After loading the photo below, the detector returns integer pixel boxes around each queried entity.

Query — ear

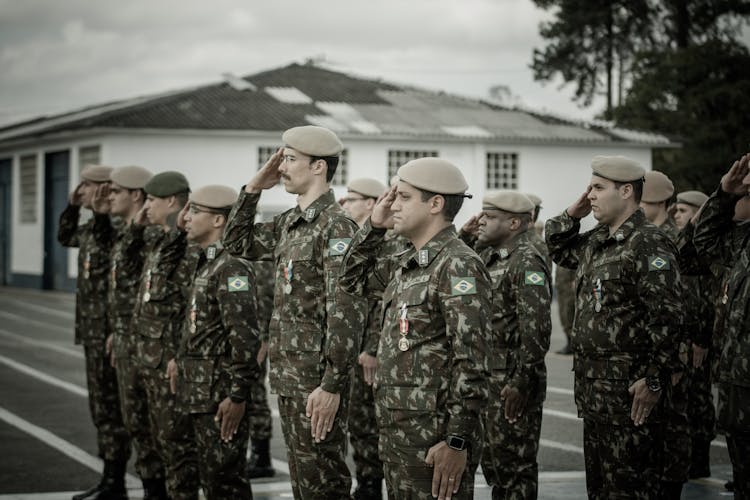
[166,195,177,208]
[212,213,226,229]
[619,183,634,200]
[428,194,445,215]
[364,198,376,211]
[130,190,142,203]
[310,158,327,177]
[509,216,522,231]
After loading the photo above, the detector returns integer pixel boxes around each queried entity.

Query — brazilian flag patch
[451,277,477,296]
[524,271,545,286]
[328,238,352,256]
[227,275,249,292]
[648,255,670,271]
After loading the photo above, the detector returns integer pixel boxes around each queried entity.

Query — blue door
[0,158,11,285]
[43,150,73,291]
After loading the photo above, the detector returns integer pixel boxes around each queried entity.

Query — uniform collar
[486,230,530,263]
[401,225,457,269]
[594,208,645,245]
[203,240,224,261]
[292,189,337,223]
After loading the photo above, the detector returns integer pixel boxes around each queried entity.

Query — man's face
[639,200,665,224]
[184,203,220,245]
[77,180,99,209]
[144,195,172,225]
[588,175,627,225]
[278,148,317,195]
[477,209,515,247]
[108,182,135,217]
[391,181,433,238]
[673,202,697,229]
[341,191,373,223]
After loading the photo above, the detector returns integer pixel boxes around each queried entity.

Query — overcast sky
[0,0,607,127]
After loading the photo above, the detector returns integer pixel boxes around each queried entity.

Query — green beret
[191,185,238,210]
[144,171,190,198]
[676,190,708,208]
[80,164,113,183]
[525,193,542,208]
[348,178,386,199]
[642,171,674,203]
[110,166,153,190]
[591,156,645,182]
[483,191,535,214]
[397,158,468,195]
[282,125,343,157]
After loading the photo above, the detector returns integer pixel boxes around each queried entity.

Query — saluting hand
[215,397,246,442]
[69,183,84,207]
[628,377,661,426]
[91,183,111,214]
[370,185,397,229]
[246,147,284,193]
[720,153,750,196]
[305,387,340,443]
[176,201,190,231]
[134,205,149,226]
[460,214,481,237]
[425,441,467,500]
[566,186,592,219]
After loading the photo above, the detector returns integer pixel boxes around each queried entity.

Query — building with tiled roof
[0,61,676,289]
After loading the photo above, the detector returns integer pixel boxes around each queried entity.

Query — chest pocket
[400,282,431,346]
[591,260,629,310]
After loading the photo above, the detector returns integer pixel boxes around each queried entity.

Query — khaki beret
[397,158,468,195]
[282,125,343,157]
[144,171,190,198]
[525,193,542,208]
[591,156,645,182]
[389,175,400,187]
[110,166,153,190]
[676,190,708,208]
[348,178,386,199]
[80,164,112,183]
[642,171,675,203]
[483,190,535,214]
[191,185,238,210]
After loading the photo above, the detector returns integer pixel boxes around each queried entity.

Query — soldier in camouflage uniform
[106,166,170,499]
[340,177,388,499]
[640,170,680,240]
[172,185,262,499]
[341,158,492,500]
[469,191,551,500]
[693,154,750,499]
[223,126,366,499]
[132,171,200,500]
[58,164,131,500]
[545,156,684,500]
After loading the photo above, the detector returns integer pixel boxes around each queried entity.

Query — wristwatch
[446,435,468,451]
[645,375,662,393]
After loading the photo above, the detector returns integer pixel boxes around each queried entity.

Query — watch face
[447,436,466,450]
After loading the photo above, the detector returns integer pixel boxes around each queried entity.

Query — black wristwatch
[446,435,468,451]
[230,394,246,404]
[645,375,662,393]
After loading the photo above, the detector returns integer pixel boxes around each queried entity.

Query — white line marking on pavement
[0,310,70,333]
[547,386,574,396]
[6,298,75,320]
[540,438,584,455]
[0,328,84,359]
[543,407,580,422]
[0,354,87,397]
[0,406,139,488]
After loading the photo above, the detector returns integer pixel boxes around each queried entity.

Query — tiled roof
[0,62,673,146]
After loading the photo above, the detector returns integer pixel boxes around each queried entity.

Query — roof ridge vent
[222,73,256,91]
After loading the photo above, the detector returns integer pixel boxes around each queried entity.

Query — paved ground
[0,286,735,499]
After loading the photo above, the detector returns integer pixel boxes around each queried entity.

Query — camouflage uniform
[132,227,200,500]
[693,188,750,498]
[476,230,551,500]
[108,222,165,482]
[341,222,492,500]
[175,241,262,499]
[246,260,274,443]
[224,189,366,499]
[58,205,131,464]
[545,209,683,500]
[554,265,576,345]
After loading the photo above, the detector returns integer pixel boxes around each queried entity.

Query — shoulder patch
[524,271,546,286]
[328,238,352,256]
[450,277,477,296]
[648,255,670,271]
[227,275,249,292]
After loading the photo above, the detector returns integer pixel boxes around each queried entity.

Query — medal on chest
[593,278,603,312]
[143,269,152,302]
[83,252,91,279]
[398,302,410,351]
[284,259,293,294]
[189,294,197,333]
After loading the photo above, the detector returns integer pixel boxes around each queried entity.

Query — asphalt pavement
[0,286,735,499]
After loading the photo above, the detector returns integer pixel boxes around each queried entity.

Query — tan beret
[642,171,675,203]
[191,185,238,210]
[389,175,400,187]
[144,171,190,197]
[282,125,343,157]
[676,190,708,208]
[110,166,153,190]
[80,164,113,183]
[397,158,468,195]
[591,156,645,182]
[525,193,542,207]
[483,191,535,214]
[348,178,386,199]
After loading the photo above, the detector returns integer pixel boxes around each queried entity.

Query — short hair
[311,156,340,183]
[174,190,190,208]
[614,179,644,203]
[419,189,465,222]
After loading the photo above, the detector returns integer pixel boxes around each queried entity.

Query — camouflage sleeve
[249,260,274,343]
[223,190,277,261]
[57,204,82,247]
[91,213,114,247]
[339,218,388,297]
[320,216,367,394]
[362,297,382,355]
[510,251,551,394]
[160,232,192,359]
[438,254,491,439]
[544,211,587,269]
[458,229,477,248]
[218,259,262,402]
[122,223,147,263]
[693,187,742,265]
[636,233,684,379]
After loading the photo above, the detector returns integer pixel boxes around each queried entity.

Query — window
[20,154,37,223]
[486,152,518,189]
[387,150,438,183]
[79,145,101,171]
[258,146,348,186]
